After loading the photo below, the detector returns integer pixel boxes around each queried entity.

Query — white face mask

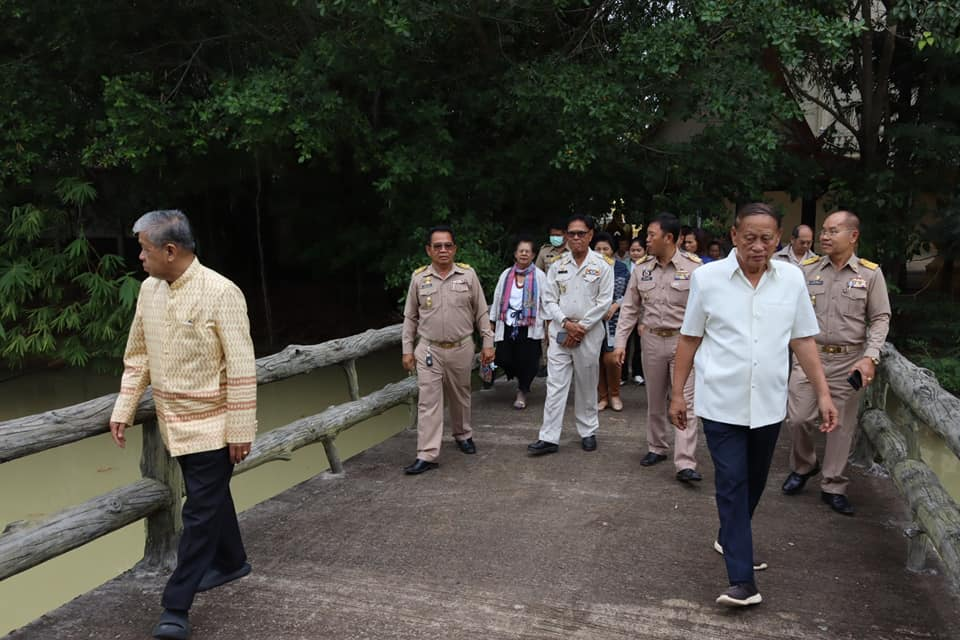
[549,235,564,247]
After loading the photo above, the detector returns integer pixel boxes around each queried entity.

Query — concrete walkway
[9,379,959,639]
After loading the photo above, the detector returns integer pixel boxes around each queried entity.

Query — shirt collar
[720,249,783,281]
[169,257,200,291]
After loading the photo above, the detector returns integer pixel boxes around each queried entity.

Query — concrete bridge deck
[9,380,959,639]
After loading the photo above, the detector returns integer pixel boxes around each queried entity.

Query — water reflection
[0,350,406,634]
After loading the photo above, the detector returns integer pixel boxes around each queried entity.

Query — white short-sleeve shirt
[680,250,820,428]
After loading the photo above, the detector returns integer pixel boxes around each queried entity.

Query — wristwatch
[869,356,880,366]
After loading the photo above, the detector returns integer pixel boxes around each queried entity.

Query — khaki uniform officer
[614,216,703,482]
[528,215,613,455]
[783,211,891,514]
[402,227,494,475]
[535,241,569,272]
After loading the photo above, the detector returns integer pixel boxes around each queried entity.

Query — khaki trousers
[414,340,474,462]
[539,325,603,444]
[641,332,698,471]
[786,351,862,495]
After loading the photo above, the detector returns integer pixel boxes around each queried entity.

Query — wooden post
[341,358,361,402]
[139,419,183,571]
[904,524,929,573]
[321,436,344,474]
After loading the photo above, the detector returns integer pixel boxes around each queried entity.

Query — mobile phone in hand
[557,331,568,344]
[847,370,863,390]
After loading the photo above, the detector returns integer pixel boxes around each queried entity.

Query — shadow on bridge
[9,372,959,639]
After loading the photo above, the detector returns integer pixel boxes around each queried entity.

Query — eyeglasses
[431,242,455,250]
[820,227,849,237]
[566,230,589,238]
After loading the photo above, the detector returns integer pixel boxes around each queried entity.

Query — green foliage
[891,294,960,395]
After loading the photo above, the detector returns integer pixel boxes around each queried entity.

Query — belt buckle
[823,345,842,354]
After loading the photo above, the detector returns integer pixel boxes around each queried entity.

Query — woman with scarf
[489,235,548,409]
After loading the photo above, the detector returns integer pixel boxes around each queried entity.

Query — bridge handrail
[859,342,960,590]
[0,324,403,463]
[0,324,413,582]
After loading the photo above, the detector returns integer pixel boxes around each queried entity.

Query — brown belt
[649,328,680,338]
[422,335,471,349]
[818,343,862,354]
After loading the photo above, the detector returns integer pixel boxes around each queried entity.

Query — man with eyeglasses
[782,210,891,515]
[528,214,613,455]
[401,225,495,474]
[773,224,817,265]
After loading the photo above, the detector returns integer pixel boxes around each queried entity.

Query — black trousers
[162,447,247,611]
[494,326,541,393]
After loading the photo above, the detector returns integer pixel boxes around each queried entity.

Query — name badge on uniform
[557,269,569,275]
[640,269,653,281]
[807,277,823,286]
[674,270,690,280]
[419,280,432,289]
[848,277,867,289]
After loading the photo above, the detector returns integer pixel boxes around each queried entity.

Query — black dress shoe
[782,464,821,495]
[676,468,702,482]
[581,435,597,451]
[403,459,439,475]
[639,452,668,467]
[821,491,854,515]
[456,438,476,454]
[527,440,559,455]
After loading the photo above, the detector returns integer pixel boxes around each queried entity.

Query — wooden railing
[856,342,960,590]
[0,324,414,580]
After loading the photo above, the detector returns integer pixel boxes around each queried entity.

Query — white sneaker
[633,375,645,385]
[716,584,762,607]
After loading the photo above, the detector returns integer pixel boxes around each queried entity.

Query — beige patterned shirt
[110,258,258,457]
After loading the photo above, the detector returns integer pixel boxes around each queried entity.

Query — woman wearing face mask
[490,235,548,409]
[592,232,629,411]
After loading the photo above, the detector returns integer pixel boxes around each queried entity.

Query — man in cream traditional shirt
[670,203,837,609]
[528,214,613,455]
[109,210,257,640]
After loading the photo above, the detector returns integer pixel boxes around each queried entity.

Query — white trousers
[538,325,603,444]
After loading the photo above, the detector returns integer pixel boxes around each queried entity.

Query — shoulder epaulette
[456,262,472,270]
[638,255,655,264]
[681,250,702,263]
[859,258,878,270]
[603,255,615,265]
[801,256,820,266]
[413,265,428,275]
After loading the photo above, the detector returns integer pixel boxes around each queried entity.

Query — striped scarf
[499,264,538,336]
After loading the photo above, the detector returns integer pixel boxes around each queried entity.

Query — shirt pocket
[418,285,439,310]
[840,286,867,317]
[582,270,601,283]
[636,280,656,302]
[450,281,472,306]
[668,280,690,305]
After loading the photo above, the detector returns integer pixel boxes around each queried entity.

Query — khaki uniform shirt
[542,250,614,339]
[402,263,494,354]
[774,245,817,266]
[110,258,258,457]
[801,254,891,360]
[614,250,702,349]
[535,243,569,272]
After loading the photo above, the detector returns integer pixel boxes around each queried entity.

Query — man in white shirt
[670,203,838,608]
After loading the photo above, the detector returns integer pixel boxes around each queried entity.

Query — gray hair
[132,209,196,251]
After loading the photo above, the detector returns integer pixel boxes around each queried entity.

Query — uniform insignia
[810,295,816,306]
[859,258,879,270]
[455,262,472,270]
[585,267,602,277]
[413,265,428,275]
[640,269,653,281]
[807,277,823,286]
[801,256,820,266]
[681,251,702,263]
[604,255,615,265]
[848,277,867,289]
[558,283,567,295]
[425,296,433,308]
[638,255,655,264]
[674,269,690,280]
